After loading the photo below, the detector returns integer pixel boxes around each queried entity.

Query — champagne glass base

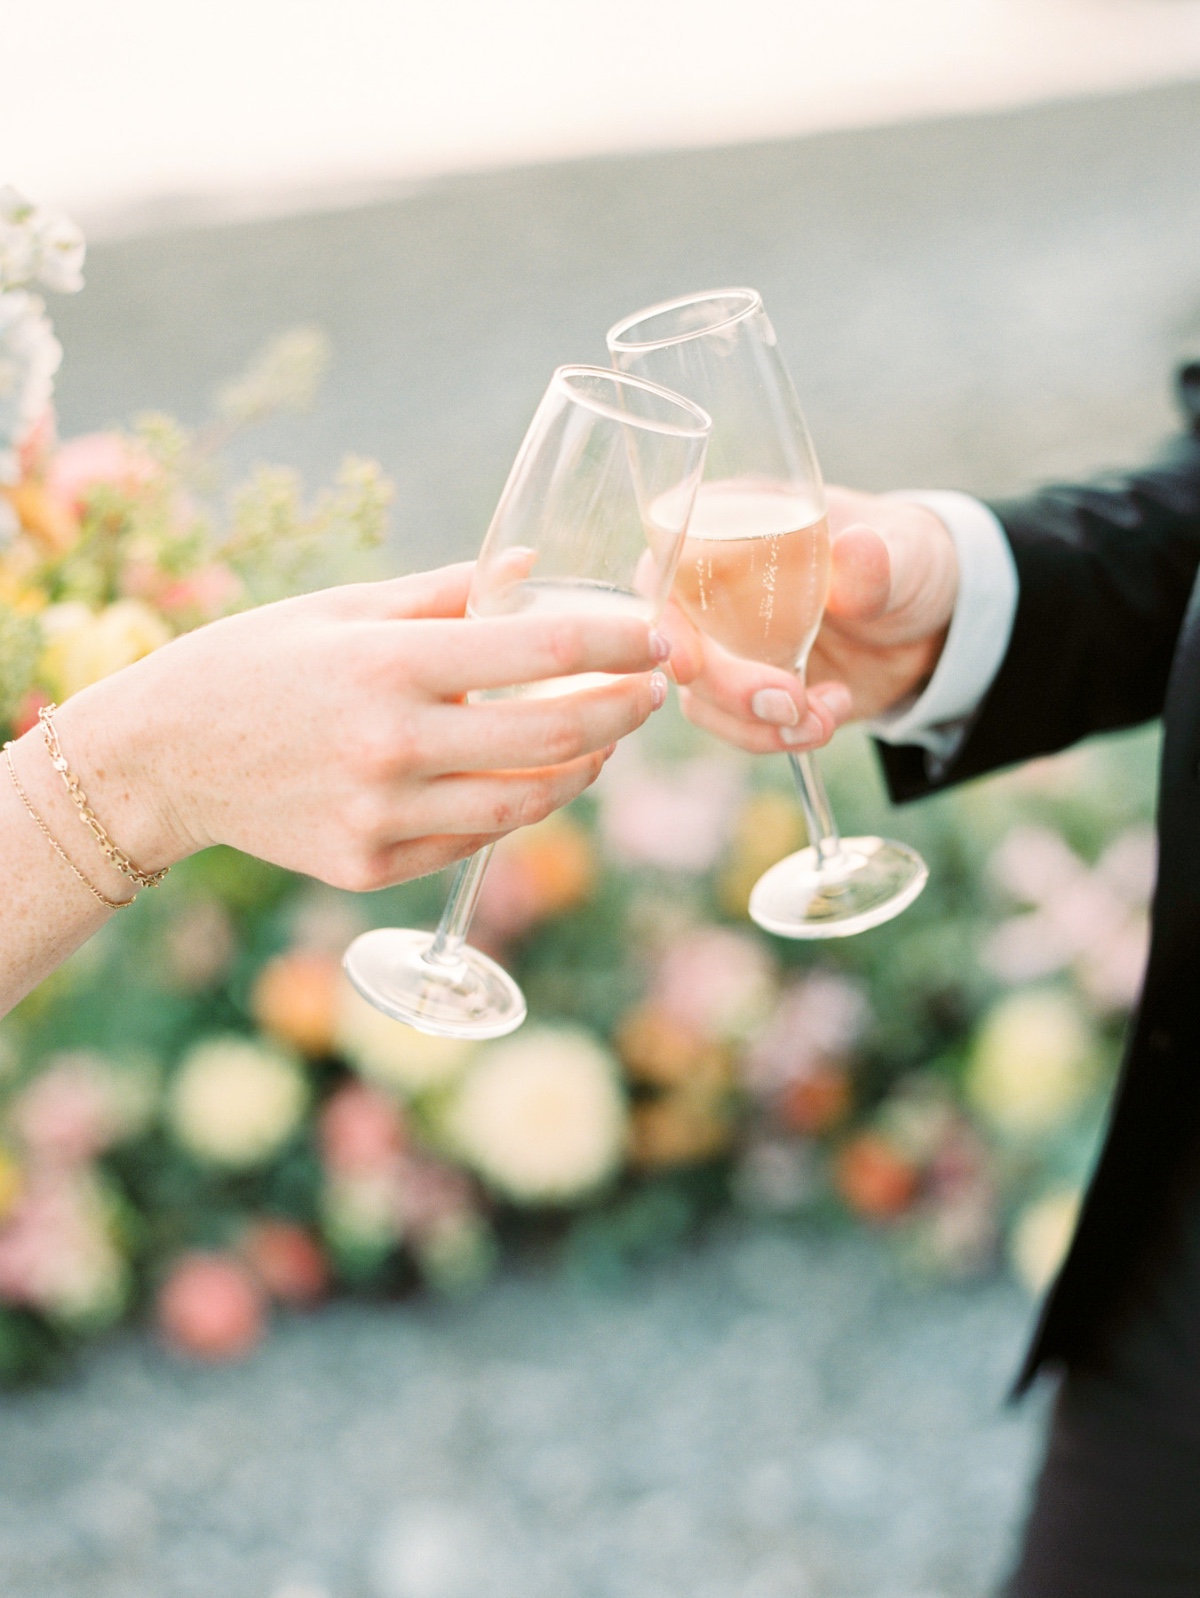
[748,836,928,939]
[343,928,527,1040]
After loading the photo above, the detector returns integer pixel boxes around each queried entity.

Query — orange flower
[629,1092,732,1169]
[777,1062,852,1137]
[834,1132,919,1222]
[616,1005,730,1090]
[252,950,342,1056]
[475,813,595,939]
[240,1220,329,1307]
[4,480,77,553]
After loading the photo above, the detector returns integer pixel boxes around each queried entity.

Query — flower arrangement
[0,191,1155,1379]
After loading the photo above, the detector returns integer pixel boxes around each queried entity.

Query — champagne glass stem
[425,844,495,966]
[787,751,841,867]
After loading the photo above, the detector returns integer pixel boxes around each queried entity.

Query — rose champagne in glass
[608,289,927,937]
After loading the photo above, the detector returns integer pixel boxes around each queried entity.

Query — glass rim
[606,288,764,353]
[552,364,712,439]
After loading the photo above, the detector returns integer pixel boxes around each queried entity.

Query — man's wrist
[871,491,1018,752]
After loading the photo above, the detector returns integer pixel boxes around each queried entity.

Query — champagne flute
[608,289,927,938]
[343,365,711,1037]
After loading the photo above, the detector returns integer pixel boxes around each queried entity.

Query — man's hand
[658,488,959,753]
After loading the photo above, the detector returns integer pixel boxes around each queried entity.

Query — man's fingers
[826,524,892,622]
[656,598,706,686]
[389,613,669,698]
[415,672,666,775]
[678,629,816,730]
[677,684,839,754]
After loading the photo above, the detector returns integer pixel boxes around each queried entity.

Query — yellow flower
[717,790,806,918]
[336,982,477,1094]
[967,989,1098,1138]
[0,566,46,615]
[445,1028,627,1203]
[1010,1188,1081,1294]
[0,1148,22,1221]
[41,598,171,700]
[168,1036,307,1168]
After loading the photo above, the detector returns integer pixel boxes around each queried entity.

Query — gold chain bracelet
[3,742,133,911]
[38,704,169,890]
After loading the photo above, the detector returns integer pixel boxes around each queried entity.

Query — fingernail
[751,688,800,726]
[649,630,672,663]
[780,712,825,746]
[812,682,854,723]
[650,670,669,709]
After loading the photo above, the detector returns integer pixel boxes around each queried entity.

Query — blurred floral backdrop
[0,189,1156,1381]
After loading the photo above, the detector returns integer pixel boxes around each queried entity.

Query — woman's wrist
[50,653,202,883]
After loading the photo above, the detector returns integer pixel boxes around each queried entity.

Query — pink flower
[155,564,243,620]
[157,1252,266,1361]
[46,431,153,515]
[742,971,869,1094]
[597,752,745,873]
[987,824,1083,907]
[8,1053,124,1166]
[651,925,775,1039]
[393,1154,475,1243]
[1077,913,1151,1014]
[0,1170,126,1322]
[319,1082,407,1177]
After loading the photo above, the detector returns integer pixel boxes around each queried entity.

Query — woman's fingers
[389,612,670,698]
[344,563,478,620]
[368,831,505,886]
[414,671,668,775]
[397,749,613,836]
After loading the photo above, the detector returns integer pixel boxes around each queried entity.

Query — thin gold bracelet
[38,704,168,890]
[3,742,133,912]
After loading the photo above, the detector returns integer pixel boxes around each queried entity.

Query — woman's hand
[51,563,670,894]
[658,488,958,752]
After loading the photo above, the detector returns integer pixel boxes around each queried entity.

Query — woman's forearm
[1,565,669,1016]
[1,723,133,1012]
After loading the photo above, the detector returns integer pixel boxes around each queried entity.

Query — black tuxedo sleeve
[881,368,1200,801]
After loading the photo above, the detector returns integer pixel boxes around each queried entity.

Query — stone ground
[7,77,1200,1598]
[0,1228,1043,1598]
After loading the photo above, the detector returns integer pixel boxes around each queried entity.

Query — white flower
[445,1027,627,1203]
[1010,1188,1081,1294]
[0,187,84,294]
[168,1036,307,1168]
[336,982,477,1094]
[0,291,62,484]
[31,211,85,294]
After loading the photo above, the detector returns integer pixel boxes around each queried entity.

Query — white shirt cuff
[869,491,1018,764]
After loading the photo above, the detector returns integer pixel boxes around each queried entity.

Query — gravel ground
[10,78,1200,1598]
[0,1228,1043,1598]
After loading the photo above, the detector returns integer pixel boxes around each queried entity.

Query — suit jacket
[880,364,1200,1391]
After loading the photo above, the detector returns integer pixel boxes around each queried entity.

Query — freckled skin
[1,563,666,1015]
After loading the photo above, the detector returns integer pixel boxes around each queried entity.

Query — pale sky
[7,0,1200,227]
